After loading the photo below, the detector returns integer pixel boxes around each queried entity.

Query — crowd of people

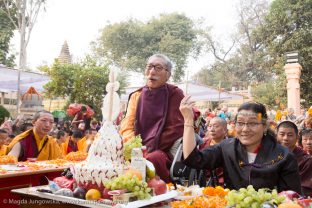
[0,53,311,198]
[0,109,101,160]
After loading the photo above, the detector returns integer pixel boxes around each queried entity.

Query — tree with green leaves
[1,0,46,114]
[0,0,16,67]
[41,57,127,118]
[0,105,10,125]
[259,0,312,106]
[92,13,199,82]
[195,0,272,89]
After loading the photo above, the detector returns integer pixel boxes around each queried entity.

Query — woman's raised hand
[179,95,195,122]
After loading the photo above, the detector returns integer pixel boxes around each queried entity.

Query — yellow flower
[275,110,282,121]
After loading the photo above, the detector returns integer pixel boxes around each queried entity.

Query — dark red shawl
[67,139,78,154]
[133,84,184,154]
[293,146,312,197]
[19,130,39,161]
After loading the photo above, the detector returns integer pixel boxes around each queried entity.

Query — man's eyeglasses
[146,64,167,72]
[235,122,263,128]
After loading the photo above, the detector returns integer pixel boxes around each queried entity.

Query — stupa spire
[58,40,72,64]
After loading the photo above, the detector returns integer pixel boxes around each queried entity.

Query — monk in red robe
[277,121,312,197]
[120,54,184,182]
[62,130,83,155]
[8,111,62,161]
[199,117,228,186]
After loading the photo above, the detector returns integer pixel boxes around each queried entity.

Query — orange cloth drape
[0,145,8,156]
[119,91,141,141]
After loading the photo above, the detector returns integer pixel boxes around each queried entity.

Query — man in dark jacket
[277,120,312,197]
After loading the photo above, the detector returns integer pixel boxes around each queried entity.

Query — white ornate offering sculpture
[73,68,124,190]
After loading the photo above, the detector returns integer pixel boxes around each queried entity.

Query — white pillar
[284,63,302,116]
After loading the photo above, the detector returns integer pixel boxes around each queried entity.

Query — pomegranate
[102,188,112,200]
[147,176,167,195]
[278,190,301,200]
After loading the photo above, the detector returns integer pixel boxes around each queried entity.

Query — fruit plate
[0,164,25,171]
[174,195,201,200]
[11,185,179,208]
[125,190,178,208]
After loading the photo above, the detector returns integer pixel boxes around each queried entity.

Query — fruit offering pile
[226,185,286,208]
[65,151,88,161]
[0,155,17,164]
[104,172,152,200]
[203,186,229,197]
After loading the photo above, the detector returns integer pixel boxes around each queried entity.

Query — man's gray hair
[148,54,173,73]
[211,117,227,129]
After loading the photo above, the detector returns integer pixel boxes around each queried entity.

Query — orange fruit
[278,203,302,208]
[85,189,101,201]
[125,168,142,181]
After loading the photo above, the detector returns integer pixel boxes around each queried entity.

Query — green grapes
[225,185,286,208]
[104,173,151,200]
[123,135,142,161]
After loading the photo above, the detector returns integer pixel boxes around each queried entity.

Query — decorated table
[0,159,74,208]
[11,185,178,208]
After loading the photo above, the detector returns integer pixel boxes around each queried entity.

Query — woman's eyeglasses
[235,122,263,128]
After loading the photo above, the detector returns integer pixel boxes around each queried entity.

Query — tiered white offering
[72,68,124,190]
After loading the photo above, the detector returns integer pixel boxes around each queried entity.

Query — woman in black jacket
[180,98,301,194]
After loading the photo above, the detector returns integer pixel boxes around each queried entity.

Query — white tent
[121,82,244,102]
[0,65,49,93]
[177,82,244,101]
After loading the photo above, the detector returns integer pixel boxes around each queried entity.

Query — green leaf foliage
[92,13,199,82]
[0,105,10,125]
[41,57,127,118]
[260,0,312,106]
[0,0,16,67]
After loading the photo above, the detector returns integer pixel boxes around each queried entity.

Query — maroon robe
[67,139,78,154]
[199,138,224,186]
[19,130,46,161]
[293,146,312,197]
[134,84,184,154]
[130,83,184,182]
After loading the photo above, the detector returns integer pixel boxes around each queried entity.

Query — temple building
[58,40,72,64]
[20,86,44,117]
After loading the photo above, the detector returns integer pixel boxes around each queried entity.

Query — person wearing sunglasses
[180,99,301,194]
[120,54,184,183]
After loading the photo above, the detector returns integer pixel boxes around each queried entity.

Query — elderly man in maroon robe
[277,121,312,197]
[120,54,184,182]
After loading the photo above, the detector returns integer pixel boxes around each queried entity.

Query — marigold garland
[171,186,229,208]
